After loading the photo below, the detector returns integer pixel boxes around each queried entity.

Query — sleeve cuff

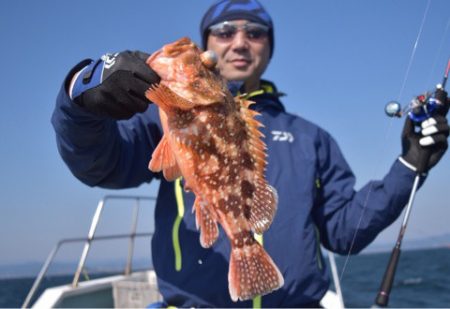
[398,156,417,172]
[63,59,93,94]
[56,59,108,121]
[397,157,428,177]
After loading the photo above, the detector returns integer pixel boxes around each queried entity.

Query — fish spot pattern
[243,204,251,220]
[218,194,244,218]
[233,231,256,248]
[241,180,255,199]
[240,152,254,170]
[171,109,195,129]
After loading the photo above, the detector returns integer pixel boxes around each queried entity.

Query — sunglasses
[209,21,269,42]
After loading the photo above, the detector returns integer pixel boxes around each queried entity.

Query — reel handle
[414,88,448,174]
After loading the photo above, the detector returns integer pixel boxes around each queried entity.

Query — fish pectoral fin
[146,84,193,111]
[194,197,218,248]
[163,164,182,181]
[248,180,278,234]
[228,242,284,302]
[148,135,182,181]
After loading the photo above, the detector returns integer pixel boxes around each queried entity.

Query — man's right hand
[70,50,160,119]
[400,88,449,173]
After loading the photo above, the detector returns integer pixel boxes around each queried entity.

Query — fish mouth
[163,37,196,57]
[147,38,196,65]
[147,49,162,65]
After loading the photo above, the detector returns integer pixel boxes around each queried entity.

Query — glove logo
[271,131,294,143]
[101,53,119,69]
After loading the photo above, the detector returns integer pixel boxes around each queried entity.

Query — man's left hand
[400,89,449,173]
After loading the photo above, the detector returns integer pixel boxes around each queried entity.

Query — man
[52,0,449,307]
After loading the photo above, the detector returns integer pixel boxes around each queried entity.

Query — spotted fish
[145,37,283,302]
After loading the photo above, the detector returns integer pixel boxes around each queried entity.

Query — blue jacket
[52,63,417,307]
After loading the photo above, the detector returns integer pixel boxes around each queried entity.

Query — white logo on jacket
[101,53,119,69]
[271,131,294,143]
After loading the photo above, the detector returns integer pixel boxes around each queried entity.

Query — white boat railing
[22,195,156,308]
[23,194,346,308]
[327,251,345,308]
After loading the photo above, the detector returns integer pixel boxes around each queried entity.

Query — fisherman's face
[206,19,271,89]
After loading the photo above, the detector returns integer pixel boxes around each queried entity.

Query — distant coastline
[1,234,449,279]
[361,233,450,254]
[0,258,152,280]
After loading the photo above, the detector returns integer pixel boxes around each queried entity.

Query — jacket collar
[241,79,286,112]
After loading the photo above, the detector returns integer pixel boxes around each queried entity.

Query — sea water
[1,247,449,308]
[335,247,450,307]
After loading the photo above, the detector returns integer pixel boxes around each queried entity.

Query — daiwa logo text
[101,53,119,69]
[271,131,294,143]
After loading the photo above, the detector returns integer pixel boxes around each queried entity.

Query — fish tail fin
[228,242,284,302]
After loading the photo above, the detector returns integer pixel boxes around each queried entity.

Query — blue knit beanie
[200,0,274,57]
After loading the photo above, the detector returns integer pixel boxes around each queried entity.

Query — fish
[145,37,284,302]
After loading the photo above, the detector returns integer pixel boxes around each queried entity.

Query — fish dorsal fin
[237,97,278,233]
[237,98,266,178]
[146,84,194,112]
[148,134,182,181]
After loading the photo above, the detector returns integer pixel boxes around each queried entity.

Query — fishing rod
[375,58,450,307]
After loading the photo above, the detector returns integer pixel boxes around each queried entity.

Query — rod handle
[375,245,402,307]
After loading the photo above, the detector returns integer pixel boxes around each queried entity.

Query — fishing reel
[385,59,449,122]
[385,84,447,122]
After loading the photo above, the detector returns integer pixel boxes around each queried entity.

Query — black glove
[70,50,160,119]
[401,89,449,173]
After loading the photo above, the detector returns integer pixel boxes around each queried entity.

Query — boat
[22,195,345,308]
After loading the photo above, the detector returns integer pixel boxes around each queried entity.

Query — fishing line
[338,118,395,281]
[338,0,432,281]
[397,0,431,102]
[425,17,450,88]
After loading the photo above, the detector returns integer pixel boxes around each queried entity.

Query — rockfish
[145,37,283,302]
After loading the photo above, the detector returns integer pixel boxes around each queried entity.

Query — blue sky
[0,0,449,268]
